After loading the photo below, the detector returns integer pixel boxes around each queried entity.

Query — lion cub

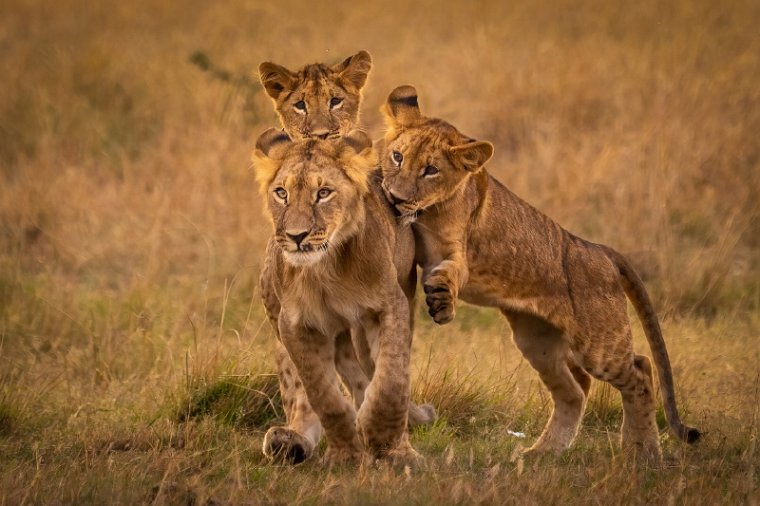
[252,128,419,466]
[379,85,700,461]
[259,50,372,141]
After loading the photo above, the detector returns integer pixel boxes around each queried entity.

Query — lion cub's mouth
[391,203,422,225]
[282,243,330,266]
[381,185,420,223]
[304,131,341,141]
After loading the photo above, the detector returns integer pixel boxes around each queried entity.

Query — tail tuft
[686,427,701,444]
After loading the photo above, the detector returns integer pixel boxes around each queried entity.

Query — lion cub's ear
[254,128,292,158]
[252,128,292,192]
[258,61,296,100]
[333,50,372,91]
[449,140,494,172]
[339,130,375,193]
[382,85,422,133]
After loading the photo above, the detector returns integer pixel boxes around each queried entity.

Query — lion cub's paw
[262,426,314,464]
[423,277,455,324]
[382,442,424,469]
[521,445,558,460]
[622,440,663,467]
[321,444,364,467]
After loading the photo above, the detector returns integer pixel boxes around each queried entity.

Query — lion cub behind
[379,85,700,462]
[259,50,372,141]
[252,128,419,466]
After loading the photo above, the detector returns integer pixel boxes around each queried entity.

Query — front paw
[262,426,315,464]
[357,407,408,460]
[321,443,363,467]
[382,440,424,469]
[423,277,455,324]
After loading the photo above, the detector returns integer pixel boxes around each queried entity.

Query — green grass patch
[178,373,283,430]
[413,359,520,435]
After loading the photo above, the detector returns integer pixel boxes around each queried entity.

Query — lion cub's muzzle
[381,184,420,223]
[381,184,413,212]
[285,231,311,250]
[278,231,330,266]
[303,129,341,141]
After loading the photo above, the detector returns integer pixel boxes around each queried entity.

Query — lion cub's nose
[388,190,409,206]
[286,230,309,247]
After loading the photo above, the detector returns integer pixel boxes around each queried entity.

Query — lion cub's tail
[602,246,701,444]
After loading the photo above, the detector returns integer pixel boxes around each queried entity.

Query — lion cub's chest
[281,271,382,337]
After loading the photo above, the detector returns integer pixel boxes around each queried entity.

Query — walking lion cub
[379,85,700,461]
[253,128,419,465]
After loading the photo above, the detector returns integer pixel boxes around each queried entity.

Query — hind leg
[566,247,662,462]
[509,313,589,455]
[606,353,661,462]
[403,290,437,427]
[583,328,662,462]
[335,330,369,410]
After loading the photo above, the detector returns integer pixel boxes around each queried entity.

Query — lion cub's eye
[422,165,440,177]
[274,187,288,201]
[329,97,343,108]
[294,100,307,111]
[316,187,333,201]
[392,151,403,165]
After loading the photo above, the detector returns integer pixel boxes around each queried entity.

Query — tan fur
[379,85,700,462]
[253,130,421,466]
[258,51,372,141]
[256,54,436,464]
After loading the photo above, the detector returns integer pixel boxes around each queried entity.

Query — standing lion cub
[255,52,435,464]
[379,85,700,461]
[252,128,419,466]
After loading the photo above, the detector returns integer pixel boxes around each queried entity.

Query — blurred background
[0,0,759,500]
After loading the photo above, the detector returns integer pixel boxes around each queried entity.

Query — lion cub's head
[258,51,372,141]
[379,85,494,220]
[252,128,375,266]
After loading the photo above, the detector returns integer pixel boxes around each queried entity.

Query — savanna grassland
[1,0,759,504]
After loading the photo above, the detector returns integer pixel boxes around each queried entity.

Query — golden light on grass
[1,0,759,503]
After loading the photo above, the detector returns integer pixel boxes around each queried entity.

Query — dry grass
[1,0,759,503]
